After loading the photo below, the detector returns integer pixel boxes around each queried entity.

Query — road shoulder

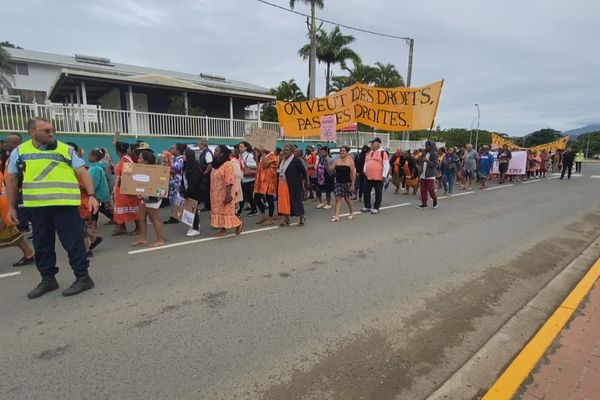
[426,235,600,400]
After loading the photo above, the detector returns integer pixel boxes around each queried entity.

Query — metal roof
[48,69,275,102]
[7,47,273,98]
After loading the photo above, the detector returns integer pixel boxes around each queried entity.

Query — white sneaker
[323,204,332,210]
[361,208,371,213]
[186,229,201,237]
[371,209,379,214]
[316,203,325,209]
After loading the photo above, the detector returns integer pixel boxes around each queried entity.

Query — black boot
[27,276,59,299]
[62,272,95,297]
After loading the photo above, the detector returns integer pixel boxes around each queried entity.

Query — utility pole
[474,103,480,150]
[406,38,414,88]
[403,38,414,142]
[586,133,591,158]
[308,1,317,99]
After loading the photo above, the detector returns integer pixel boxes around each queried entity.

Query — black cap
[369,137,382,144]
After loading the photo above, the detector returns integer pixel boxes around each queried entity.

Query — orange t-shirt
[254,153,279,196]
[305,152,317,177]
[365,150,389,180]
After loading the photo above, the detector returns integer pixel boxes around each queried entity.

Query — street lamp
[469,116,477,144]
[474,104,481,150]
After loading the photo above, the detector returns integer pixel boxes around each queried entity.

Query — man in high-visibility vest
[5,118,99,299]
[575,150,584,173]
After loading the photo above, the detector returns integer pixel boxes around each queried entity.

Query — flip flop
[13,256,35,267]
[131,241,148,247]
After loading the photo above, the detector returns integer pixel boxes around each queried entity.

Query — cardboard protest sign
[320,115,337,141]
[120,163,170,197]
[245,128,278,151]
[180,198,198,227]
[171,195,198,226]
[276,80,444,137]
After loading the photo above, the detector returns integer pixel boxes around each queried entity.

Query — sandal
[131,241,148,247]
[279,221,290,227]
[347,214,354,220]
[329,216,340,222]
[235,220,245,235]
[13,256,35,267]
[111,230,127,236]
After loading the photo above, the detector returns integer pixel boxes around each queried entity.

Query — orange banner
[276,80,444,137]
[528,136,569,153]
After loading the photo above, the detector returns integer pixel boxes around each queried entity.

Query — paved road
[2,166,600,400]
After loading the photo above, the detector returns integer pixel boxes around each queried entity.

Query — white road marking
[379,202,411,210]
[547,176,560,180]
[0,271,21,279]
[128,226,279,254]
[449,191,476,197]
[591,175,600,179]
[484,184,515,191]
[523,179,541,184]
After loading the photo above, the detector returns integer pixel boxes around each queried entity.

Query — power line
[256,0,412,43]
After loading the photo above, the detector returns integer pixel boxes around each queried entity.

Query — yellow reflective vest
[18,140,81,207]
[575,152,584,162]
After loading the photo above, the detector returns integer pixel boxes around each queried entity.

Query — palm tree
[261,79,306,122]
[299,26,361,95]
[0,46,14,94]
[273,79,306,102]
[372,62,405,88]
[329,61,378,91]
[289,0,324,99]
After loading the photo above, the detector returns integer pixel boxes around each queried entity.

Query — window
[9,63,29,76]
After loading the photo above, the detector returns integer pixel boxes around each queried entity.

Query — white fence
[0,102,438,148]
[0,101,280,139]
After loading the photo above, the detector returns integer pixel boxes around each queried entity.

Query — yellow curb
[483,256,600,399]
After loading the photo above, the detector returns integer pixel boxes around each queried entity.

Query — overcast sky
[2,0,599,135]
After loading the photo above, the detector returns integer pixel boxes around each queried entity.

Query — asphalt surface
[1,165,599,400]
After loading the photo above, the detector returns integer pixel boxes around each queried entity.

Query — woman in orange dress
[210,145,243,237]
[112,142,140,235]
[253,146,279,226]
[277,144,308,227]
[0,168,35,266]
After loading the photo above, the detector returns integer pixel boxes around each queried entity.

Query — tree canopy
[299,26,360,94]
[261,79,306,122]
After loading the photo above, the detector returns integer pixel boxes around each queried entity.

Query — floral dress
[169,155,184,208]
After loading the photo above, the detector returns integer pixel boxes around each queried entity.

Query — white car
[330,147,360,161]
[187,144,234,159]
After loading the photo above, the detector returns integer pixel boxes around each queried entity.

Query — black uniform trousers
[30,206,89,278]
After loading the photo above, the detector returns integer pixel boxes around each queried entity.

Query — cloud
[1,0,598,135]
[88,0,167,27]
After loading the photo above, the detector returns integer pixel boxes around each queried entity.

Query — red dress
[113,155,140,224]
